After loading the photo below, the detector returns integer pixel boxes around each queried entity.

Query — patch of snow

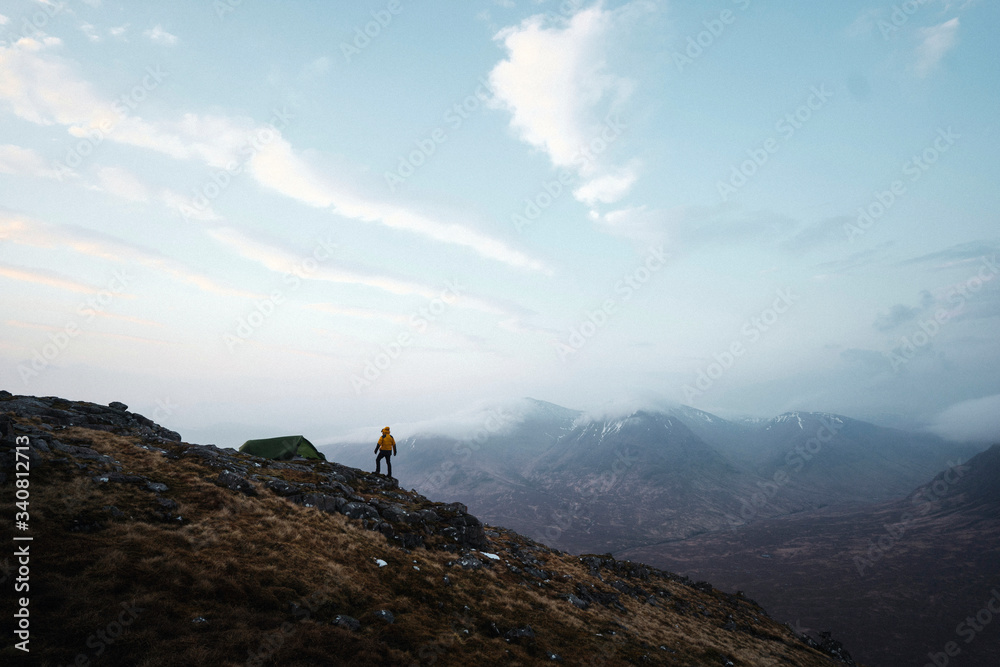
[375,558,387,567]
[481,552,501,560]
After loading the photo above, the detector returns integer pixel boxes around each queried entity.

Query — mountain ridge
[0,390,862,666]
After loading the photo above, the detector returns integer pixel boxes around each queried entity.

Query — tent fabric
[239,435,325,461]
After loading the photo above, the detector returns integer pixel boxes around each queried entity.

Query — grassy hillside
[1,393,859,666]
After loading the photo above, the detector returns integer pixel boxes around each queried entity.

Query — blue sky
[2,0,998,446]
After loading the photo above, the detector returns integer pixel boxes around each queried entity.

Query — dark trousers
[375,450,392,476]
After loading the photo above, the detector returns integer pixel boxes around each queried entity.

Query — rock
[373,609,395,624]
[415,509,441,523]
[293,492,347,514]
[342,502,381,522]
[265,479,302,496]
[146,481,169,493]
[94,472,147,484]
[215,470,257,496]
[393,532,425,550]
[382,504,411,524]
[449,555,482,570]
[504,625,535,642]
[817,631,856,666]
[53,441,113,463]
[567,594,590,610]
[333,615,360,632]
[108,401,129,411]
[158,428,182,442]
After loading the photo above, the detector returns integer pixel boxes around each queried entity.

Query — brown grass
[0,420,858,666]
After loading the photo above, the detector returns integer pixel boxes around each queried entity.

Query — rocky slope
[0,391,862,666]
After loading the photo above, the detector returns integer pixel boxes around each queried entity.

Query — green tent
[239,435,326,461]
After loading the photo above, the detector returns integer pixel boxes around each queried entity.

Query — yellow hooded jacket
[377,427,396,454]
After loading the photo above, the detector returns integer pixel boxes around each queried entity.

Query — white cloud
[143,25,178,46]
[109,25,128,38]
[929,394,1000,442]
[0,209,258,298]
[159,189,222,221]
[0,144,61,179]
[0,14,9,26]
[597,205,672,244]
[247,139,550,273]
[916,18,959,76]
[95,165,150,201]
[80,23,100,42]
[489,4,638,207]
[0,262,97,294]
[207,226,506,316]
[573,163,639,207]
[0,40,548,273]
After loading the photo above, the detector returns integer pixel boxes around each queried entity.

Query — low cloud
[929,394,1000,443]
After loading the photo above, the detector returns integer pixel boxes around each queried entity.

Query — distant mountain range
[324,398,982,554]
[622,444,1000,667]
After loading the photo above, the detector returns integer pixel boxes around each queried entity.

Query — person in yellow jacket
[374,426,397,477]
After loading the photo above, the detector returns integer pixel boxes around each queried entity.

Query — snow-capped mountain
[323,398,982,554]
